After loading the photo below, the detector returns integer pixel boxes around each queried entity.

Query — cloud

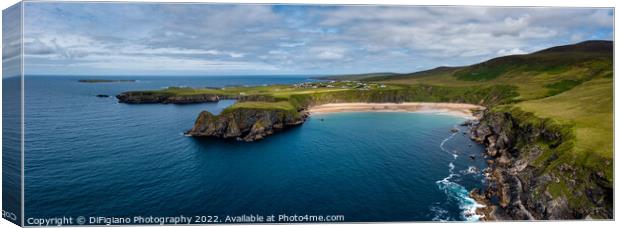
[497,48,528,56]
[21,3,613,75]
[316,51,344,60]
[204,49,245,58]
[279,42,306,48]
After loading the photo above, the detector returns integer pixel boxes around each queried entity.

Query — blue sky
[2,3,21,78]
[14,3,614,76]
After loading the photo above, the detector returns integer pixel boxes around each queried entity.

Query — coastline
[308,102,485,119]
[310,102,490,221]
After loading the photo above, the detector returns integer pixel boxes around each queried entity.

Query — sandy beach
[308,102,485,119]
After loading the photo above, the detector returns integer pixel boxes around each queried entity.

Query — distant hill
[360,66,462,82]
[534,40,612,54]
[314,72,401,81]
[366,40,612,100]
[317,41,612,84]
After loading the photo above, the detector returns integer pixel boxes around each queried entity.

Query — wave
[429,204,451,221]
[461,166,481,175]
[434,125,486,221]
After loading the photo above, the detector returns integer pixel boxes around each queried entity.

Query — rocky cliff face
[186,108,307,142]
[470,108,612,220]
[116,92,220,104]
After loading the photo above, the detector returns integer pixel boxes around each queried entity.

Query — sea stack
[186,108,307,142]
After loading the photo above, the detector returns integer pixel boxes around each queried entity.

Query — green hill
[370,40,612,101]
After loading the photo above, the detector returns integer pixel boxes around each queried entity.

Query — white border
[20,1,24,227]
[7,0,620,7]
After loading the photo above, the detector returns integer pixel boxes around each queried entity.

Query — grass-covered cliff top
[221,101,297,113]
[517,78,613,176]
[129,80,519,112]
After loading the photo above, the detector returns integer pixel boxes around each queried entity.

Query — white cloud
[311,46,346,60]
[316,51,344,60]
[21,4,613,75]
[204,49,245,58]
[497,48,528,56]
[279,42,306,48]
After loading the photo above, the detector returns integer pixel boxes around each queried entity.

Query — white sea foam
[429,205,450,221]
[434,126,485,221]
[439,131,457,153]
[461,166,480,175]
[435,176,486,221]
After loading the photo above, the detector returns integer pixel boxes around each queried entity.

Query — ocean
[15,75,487,223]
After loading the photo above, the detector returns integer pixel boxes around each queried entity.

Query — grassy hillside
[370,40,612,101]
[131,81,517,113]
[517,78,613,177]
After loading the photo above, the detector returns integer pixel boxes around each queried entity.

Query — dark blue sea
[17,75,487,223]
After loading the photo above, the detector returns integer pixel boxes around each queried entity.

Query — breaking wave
[434,126,486,221]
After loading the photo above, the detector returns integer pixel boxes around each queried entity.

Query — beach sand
[308,102,485,119]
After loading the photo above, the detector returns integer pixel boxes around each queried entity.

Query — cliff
[469,107,612,220]
[185,107,307,142]
[116,91,220,104]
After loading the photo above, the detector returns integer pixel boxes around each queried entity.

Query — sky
[10,2,615,76]
[2,3,21,78]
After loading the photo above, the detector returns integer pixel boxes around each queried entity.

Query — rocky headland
[116,91,221,104]
[468,107,612,220]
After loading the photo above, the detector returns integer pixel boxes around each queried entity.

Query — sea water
[17,75,487,222]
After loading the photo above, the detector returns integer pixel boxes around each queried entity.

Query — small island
[78,79,136,83]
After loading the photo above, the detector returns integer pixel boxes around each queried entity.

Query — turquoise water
[20,76,487,223]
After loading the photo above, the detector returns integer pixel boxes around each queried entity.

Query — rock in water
[460,120,473,126]
[96,94,110,98]
[186,108,306,142]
